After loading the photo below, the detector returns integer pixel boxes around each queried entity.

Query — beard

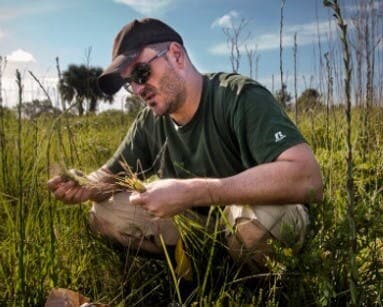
[157,65,187,116]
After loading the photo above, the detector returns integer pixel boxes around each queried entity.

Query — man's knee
[89,208,163,253]
[88,193,179,253]
[89,208,111,237]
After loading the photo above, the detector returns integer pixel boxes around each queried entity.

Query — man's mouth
[140,87,155,101]
[144,93,156,107]
[148,100,156,108]
[145,92,155,101]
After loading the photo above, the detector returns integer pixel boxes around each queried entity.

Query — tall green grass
[0,107,382,306]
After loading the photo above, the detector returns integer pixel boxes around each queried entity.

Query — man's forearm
[189,146,323,207]
[192,162,322,207]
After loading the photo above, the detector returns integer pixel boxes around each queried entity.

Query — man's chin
[150,104,170,116]
[150,107,166,117]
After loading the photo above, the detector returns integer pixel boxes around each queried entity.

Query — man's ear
[168,42,185,67]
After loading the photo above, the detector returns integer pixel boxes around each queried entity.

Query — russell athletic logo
[274,131,286,142]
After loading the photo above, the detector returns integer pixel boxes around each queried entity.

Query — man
[48,18,323,269]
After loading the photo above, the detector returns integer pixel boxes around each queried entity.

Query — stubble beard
[157,66,187,116]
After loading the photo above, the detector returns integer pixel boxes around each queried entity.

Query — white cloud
[0,29,4,39]
[211,10,240,28]
[209,20,337,55]
[7,49,36,63]
[114,0,174,15]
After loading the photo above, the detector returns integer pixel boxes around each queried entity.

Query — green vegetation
[59,64,114,115]
[0,105,382,306]
[0,2,382,304]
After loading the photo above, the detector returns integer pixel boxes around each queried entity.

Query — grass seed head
[116,160,147,193]
[60,169,91,186]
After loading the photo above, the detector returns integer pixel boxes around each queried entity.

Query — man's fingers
[48,174,106,204]
[63,186,82,204]
[129,192,162,217]
[78,188,92,203]
[54,181,76,200]
[47,175,65,191]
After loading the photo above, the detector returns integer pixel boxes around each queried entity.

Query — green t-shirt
[107,72,305,181]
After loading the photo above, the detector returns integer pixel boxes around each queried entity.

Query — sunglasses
[123,47,168,93]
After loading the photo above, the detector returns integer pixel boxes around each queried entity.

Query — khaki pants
[89,191,309,251]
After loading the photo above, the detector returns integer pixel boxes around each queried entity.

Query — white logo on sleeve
[274,131,286,142]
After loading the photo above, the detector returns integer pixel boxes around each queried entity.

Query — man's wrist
[189,178,223,206]
[86,167,114,183]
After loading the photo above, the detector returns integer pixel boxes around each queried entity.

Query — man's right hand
[47,175,116,204]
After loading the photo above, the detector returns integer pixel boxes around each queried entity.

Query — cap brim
[98,52,138,95]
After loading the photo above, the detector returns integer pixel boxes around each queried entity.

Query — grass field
[0,105,382,306]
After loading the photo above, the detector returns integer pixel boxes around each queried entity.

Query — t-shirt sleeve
[232,84,306,166]
[105,110,153,176]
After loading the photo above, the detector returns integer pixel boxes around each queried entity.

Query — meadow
[1,1,382,305]
[0,104,382,306]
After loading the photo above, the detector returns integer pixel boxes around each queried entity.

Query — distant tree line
[0,62,146,119]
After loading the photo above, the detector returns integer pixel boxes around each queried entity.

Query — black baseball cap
[98,18,183,95]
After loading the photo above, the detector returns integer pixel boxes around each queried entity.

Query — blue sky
[0,0,366,109]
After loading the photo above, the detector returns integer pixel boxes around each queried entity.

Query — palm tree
[59,64,113,115]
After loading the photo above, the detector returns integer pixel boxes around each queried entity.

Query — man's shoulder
[204,72,267,96]
[203,73,275,107]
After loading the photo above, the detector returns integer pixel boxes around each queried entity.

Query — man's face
[121,46,186,117]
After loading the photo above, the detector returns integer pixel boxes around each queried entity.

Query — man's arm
[129,143,323,217]
[208,143,323,205]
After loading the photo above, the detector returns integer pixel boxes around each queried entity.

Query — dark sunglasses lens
[131,63,151,84]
